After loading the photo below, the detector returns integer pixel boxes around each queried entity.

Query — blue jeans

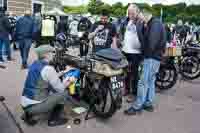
[132,58,160,109]
[18,39,32,66]
[0,39,6,61]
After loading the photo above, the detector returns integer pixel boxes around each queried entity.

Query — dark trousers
[4,39,12,59]
[24,92,67,115]
[196,32,199,41]
[18,39,32,66]
[124,53,142,95]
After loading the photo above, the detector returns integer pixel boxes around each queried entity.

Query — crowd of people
[165,20,200,45]
[0,3,200,127]
[0,10,36,69]
[18,3,166,127]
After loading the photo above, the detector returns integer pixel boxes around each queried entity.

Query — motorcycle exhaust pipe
[0,96,24,133]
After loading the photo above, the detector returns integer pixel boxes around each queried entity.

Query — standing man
[89,9,117,52]
[119,4,144,100]
[0,11,11,63]
[6,12,16,59]
[57,16,69,35]
[78,16,92,56]
[33,12,42,48]
[124,10,166,115]
[15,10,35,69]
[174,20,187,45]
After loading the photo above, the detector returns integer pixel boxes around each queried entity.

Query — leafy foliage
[63,0,200,24]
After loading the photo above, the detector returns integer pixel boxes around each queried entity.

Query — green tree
[64,0,200,24]
[111,2,125,17]
[64,6,87,14]
[96,3,112,14]
[87,0,99,14]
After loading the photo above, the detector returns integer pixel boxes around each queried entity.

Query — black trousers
[124,53,143,95]
[196,32,199,41]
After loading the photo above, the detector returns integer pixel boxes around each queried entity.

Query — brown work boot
[126,95,134,103]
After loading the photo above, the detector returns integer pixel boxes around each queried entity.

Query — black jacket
[0,13,11,40]
[144,17,166,61]
[57,19,68,34]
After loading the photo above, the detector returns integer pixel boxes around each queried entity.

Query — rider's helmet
[56,33,67,47]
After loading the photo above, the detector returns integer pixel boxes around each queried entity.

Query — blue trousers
[0,39,6,62]
[132,58,160,109]
[18,39,32,66]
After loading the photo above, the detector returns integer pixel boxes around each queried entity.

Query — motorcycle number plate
[110,76,124,97]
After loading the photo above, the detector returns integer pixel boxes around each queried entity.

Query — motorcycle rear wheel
[180,56,200,80]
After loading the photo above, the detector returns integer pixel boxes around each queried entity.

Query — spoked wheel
[180,56,200,80]
[156,64,178,91]
[92,78,117,119]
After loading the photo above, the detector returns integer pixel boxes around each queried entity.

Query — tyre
[180,56,200,80]
[80,43,88,57]
[156,64,178,91]
[92,78,118,119]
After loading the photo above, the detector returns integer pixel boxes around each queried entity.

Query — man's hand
[63,77,74,88]
[95,25,104,33]
[89,25,104,40]
[88,32,96,40]
[58,66,74,77]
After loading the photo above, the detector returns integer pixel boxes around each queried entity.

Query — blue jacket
[15,16,34,40]
[22,60,49,100]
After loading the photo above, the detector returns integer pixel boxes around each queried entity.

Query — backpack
[78,17,92,32]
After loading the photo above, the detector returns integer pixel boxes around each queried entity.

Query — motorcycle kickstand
[0,64,6,69]
[85,102,96,121]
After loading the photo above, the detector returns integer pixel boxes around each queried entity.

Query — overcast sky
[62,0,200,6]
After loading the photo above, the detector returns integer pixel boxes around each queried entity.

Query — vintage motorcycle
[156,46,200,91]
[52,33,128,119]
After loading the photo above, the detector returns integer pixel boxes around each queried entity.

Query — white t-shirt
[122,21,141,54]
[69,20,79,36]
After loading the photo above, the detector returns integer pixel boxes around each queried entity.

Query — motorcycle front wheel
[92,78,119,119]
[156,64,178,91]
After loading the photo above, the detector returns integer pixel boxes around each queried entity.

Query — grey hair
[126,4,140,16]
[141,9,152,19]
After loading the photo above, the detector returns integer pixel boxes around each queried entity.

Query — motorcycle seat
[95,48,124,62]
[93,48,128,69]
